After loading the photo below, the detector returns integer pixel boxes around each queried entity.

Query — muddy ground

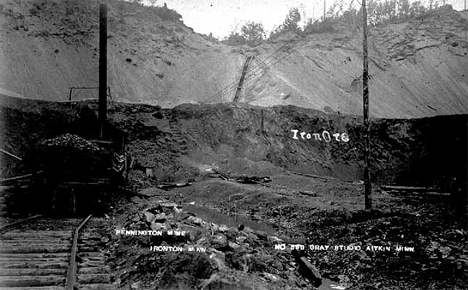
[0,95,467,289]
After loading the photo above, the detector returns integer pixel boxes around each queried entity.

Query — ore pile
[37,133,109,182]
[40,133,101,151]
[113,200,322,290]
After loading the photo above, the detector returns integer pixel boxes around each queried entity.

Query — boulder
[228,241,241,251]
[296,256,322,287]
[150,222,167,231]
[261,272,280,282]
[144,212,155,223]
[210,233,228,250]
[208,249,226,270]
[145,205,163,214]
[154,213,168,223]
[236,236,247,244]
[218,224,229,232]
[187,216,206,226]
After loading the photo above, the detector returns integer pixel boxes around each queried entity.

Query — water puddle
[184,204,277,236]
[318,278,347,290]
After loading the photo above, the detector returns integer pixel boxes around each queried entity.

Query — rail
[66,214,92,290]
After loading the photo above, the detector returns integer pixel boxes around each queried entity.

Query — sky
[146,0,467,39]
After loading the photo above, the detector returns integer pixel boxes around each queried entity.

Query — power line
[204,37,302,102]
[208,37,314,104]
[205,34,311,103]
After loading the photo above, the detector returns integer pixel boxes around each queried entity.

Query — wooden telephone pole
[324,0,326,20]
[362,0,372,210]
[99,4,107,139]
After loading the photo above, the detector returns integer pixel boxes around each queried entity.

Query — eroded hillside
[0,0,467,118]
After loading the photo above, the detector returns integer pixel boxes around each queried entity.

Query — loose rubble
[111,199,322,290]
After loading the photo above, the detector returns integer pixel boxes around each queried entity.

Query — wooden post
[71,188,76,216]
[324,0,326,21]
[99,4,107,139]
[362,0,372,210]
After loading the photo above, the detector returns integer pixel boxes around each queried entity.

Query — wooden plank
[79,261,107,268]
[381,185,430,192]
[0,276,65,287]
[0,262,68,269]
[79,255,107,262]
[78,240,103,245]
[3,233,72,238]
[78,284,114,290]
[286,170,334,181]
[0,245,71,253]
[78,267,110,275]
[4,230,73,235]
[0,242,72,247]
[0,148,22,161]
[0,287,64,290]
[0,173,33,184]
[424,191,451,196]
[0,253,70,259]
[0,236,70,241]
[0,256,68,262]
[0,268,66,276]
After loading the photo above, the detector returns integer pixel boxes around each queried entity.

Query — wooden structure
[233,56,254,103]
[37,133,125,216]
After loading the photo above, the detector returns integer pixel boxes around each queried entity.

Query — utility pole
[324,0,326,21]
[362,0,372,210]
[99,4,107,139]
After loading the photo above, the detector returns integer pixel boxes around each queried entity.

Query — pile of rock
[40,133,101,151]
[118,200,323,289]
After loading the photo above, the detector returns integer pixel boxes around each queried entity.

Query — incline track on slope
[0,215,114,290]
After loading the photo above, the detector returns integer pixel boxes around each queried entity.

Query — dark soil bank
[1,95,467,193]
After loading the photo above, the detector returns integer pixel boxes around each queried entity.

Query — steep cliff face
[0,0,467,118]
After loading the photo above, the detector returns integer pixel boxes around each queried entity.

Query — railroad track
[0,216,114,290]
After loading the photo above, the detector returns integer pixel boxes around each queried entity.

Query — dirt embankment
[106,101,467,191]
[1,95,466,194]
[1,0,467,118]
